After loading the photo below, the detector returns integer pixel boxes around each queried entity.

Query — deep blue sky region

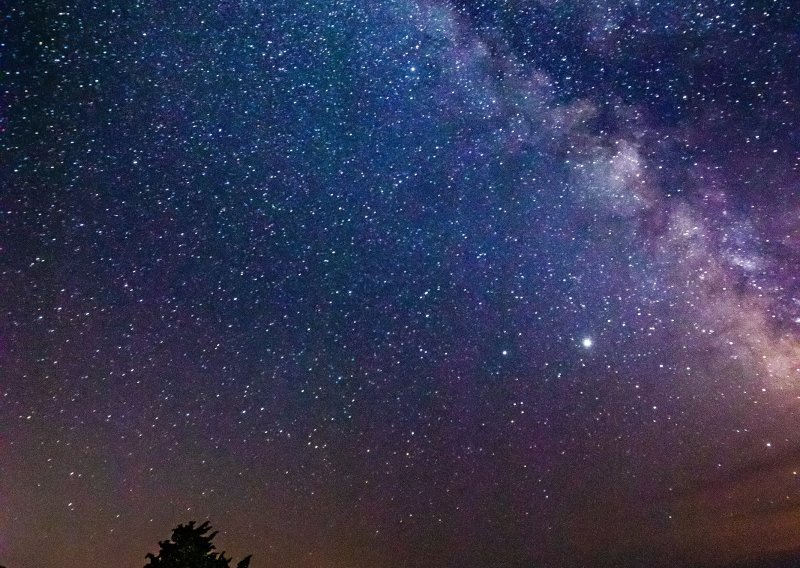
[2,1,800,567]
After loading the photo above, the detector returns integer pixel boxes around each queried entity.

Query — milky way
[2,2,800,567]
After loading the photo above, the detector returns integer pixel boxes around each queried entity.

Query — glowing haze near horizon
[2,1,800,567]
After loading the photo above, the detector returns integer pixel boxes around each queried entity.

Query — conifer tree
[144,520,251,568]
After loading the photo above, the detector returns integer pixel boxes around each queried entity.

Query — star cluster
[2,1,800,567]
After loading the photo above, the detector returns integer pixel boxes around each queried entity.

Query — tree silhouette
[144,520,251,568]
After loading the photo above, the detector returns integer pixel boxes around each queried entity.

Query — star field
[2,1,800,567]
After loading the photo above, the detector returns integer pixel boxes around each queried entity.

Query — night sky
[2,1,800,567]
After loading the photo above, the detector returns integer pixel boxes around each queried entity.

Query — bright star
[582,337,593,348]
